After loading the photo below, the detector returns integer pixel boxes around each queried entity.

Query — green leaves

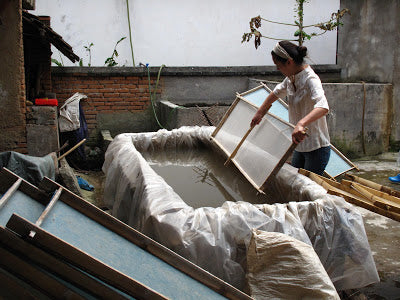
[241,1,350,47]
[105,37,127,67]
[51,58,63,67]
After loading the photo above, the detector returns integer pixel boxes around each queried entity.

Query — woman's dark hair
[271,40,307,65]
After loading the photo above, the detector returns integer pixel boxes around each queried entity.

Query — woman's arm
[250,92,278,127]
[292,107,328,144]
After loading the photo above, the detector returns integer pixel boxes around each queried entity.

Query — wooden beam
[345,174,400,198]
[298,169,400,222]
[224,124,255,166]
[341,180,400,205]
[6,214,168,300]
[261,142,297,191]
[0,227,130,300]
[211,97,240,137]
[0,245,85,299]
[0,178,22,210]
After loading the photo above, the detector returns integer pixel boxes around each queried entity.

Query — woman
[251,40,330,175]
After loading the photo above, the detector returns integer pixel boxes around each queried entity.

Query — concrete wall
[26,106,59,156]
[161,65,341,105]
[51,65,394,157]
[33,0,340,67]
[338,0,400,144]
[160,77,392,157]
[325,83,393,156]
[0,0,27,153]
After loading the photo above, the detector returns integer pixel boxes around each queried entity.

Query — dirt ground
[73,152,400,300]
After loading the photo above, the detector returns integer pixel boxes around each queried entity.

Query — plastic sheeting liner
[102,126,379,293]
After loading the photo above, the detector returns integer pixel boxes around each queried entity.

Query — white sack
[247,229,339,300]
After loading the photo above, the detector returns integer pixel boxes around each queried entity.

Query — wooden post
[58,139,86,161]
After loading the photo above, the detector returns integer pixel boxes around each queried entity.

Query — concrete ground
[74,152,400,300]
[343,152,400,300]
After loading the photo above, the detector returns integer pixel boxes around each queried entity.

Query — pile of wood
[299,169,400,222]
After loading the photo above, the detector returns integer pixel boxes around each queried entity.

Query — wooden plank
[211,97,240,137]
[0,227,130,300]
[345,174,400,198]
[210,137,264,194]
[0,267,52,300]
[327,189,400,222]
[0,168,50,206]
[58,139,86,161]
[224,124,255,166]
[37,176,252,300]
[341,180,400,205]
[260,142,297,191]
[299,169,400,222]
[350,183,400,214]
[6,214,168,300]
[0,178,22,210]
[35,187,63,227]
[0,244,85,299]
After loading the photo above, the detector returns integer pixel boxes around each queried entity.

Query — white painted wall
[33,0,340,67]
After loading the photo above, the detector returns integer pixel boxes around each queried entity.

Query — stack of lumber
[299,169,400,222]
[0,168,250,300]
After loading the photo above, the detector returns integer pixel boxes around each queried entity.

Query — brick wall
[51,69,162,134]
[0,0,27,153]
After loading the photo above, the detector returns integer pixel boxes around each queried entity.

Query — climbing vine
[242,0,350,47]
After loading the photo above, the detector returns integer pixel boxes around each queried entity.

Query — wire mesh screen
[211,97,294,192]
[239,84,357,178]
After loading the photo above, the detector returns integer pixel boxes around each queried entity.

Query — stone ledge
[52,65,341,77]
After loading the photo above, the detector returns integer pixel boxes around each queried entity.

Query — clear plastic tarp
[102,126,379,294]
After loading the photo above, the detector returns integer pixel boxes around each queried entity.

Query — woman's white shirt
[273,66,330,152]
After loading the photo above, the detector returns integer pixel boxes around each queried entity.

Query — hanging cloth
[59,93,87,132]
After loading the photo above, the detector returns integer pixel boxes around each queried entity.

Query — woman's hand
[250,93,276,127]
[251,111,264,127]
[292,123,307,144]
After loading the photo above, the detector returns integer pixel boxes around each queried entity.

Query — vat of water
[102,126,379,294]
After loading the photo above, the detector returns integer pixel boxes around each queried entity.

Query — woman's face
[273,57,292,77]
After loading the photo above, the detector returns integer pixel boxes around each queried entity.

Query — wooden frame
[0,227,128,299]
[5,214,168,300]
[0,244,85,299]
[0,167,251,300]
[238,84,359,179]
[211,95,296,193]
[2,225,130,298]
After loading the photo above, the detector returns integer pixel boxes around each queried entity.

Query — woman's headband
[272,42,293,61]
